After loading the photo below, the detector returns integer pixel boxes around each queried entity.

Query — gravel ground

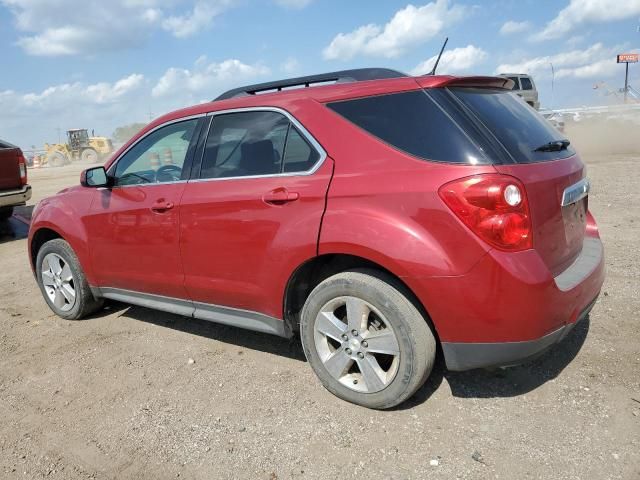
[0,153,638,480]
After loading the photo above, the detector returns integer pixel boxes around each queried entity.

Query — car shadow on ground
[96,302,590,406]
[105,302,307,362]
[398,317,591,409]
[0,205,33,244]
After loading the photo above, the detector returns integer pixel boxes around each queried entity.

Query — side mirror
[81,167,110,188]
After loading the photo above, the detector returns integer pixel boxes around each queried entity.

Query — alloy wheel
[41,253,76,312]
[313,296,400,393]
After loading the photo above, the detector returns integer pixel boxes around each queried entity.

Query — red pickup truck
[0,139,31,220]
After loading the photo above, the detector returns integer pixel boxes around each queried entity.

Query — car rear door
[85,117,205,299]
[179,108,333,320]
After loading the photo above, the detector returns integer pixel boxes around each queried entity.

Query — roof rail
[214,68,408,101]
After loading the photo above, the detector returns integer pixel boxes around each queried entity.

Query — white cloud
[0,74,148,148]
[152,58,270,106]
[323,0,467,60]
[0,57,269,148]
[275,0,313,8]
[532,0,640,41]
[1,0,237,56]
[495,43,623,80]
[281,57,300,74]
[499,20,531,35]
[162,1,232,38]
[411,45,487,75]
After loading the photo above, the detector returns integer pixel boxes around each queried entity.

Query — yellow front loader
[44,129,114,167]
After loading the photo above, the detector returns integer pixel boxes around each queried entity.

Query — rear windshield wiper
[533,139,571,152]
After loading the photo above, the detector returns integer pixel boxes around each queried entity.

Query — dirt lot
[1,153,639,480]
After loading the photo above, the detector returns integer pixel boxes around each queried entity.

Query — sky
[1,0,639,149]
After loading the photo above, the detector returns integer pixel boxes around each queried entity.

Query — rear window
[520,77,533,90]
[450,88,573,163]
[327,90,491,164]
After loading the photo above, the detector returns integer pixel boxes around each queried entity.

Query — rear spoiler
[416,75,515,90]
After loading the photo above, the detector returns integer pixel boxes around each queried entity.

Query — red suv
[28,69,604,409]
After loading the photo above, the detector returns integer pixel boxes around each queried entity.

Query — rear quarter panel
[310,104,495,279]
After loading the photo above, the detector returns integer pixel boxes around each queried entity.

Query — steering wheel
[156,164,182,182]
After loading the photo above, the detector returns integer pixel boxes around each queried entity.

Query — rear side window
[520,77,533,90]
[450,88,573,163]
[201,111,288,179]
[200,111,322,179]
[507,77,520,90]
[327,90,491,164]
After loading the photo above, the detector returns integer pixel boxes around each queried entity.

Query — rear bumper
[0,185,31,208]
[442,295,597,371]
[407,235,604,371]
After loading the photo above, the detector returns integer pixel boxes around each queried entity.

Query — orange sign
[617,53,639,63]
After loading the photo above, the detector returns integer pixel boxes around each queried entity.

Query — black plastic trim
[214,68,407,101]
[442,296,598,371]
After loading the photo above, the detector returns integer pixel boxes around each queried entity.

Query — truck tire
[0,207,13,221]
[81,148,99,163]
[300,269,436,409]
[47,151,67,167]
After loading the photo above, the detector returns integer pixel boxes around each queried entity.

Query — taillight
[18,152,27,185]
[438,174,532,251]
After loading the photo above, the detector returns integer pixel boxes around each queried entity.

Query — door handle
[151,199,175,213]
[262,188,299,205]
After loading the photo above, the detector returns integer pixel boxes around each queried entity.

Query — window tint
[283,127,319,173]
[113,119,198,186]
[327,90,491,164]
[450,88,574,163]
[520,77,533,90]
[507,77,520,90]
[201,111,289,179]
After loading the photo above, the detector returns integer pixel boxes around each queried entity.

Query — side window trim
[106,114,207,187]
[191,106,327,182]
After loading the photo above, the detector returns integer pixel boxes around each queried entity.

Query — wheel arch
[29,227,64,273]
[283,253,440,343]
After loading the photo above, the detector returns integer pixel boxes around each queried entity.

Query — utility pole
[617,53,638,104]
[624,62,629,103]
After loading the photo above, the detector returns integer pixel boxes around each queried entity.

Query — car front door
[85,117,203,299]
[179,109,333,321]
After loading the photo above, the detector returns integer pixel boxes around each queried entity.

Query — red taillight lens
[438,174,532,251]
[18,152,27,185]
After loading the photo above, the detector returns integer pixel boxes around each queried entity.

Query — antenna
[428,37,449,75]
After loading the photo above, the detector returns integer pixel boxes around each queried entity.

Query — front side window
[200,111,321,179]
[113,119,198,186]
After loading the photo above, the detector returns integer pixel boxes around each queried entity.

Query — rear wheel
[300,269,436,409]
[36,239,103,319]
[0,207,13,221]
[81,148,99,163]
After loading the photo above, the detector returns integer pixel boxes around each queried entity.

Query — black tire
[300,269,436,409]
[35,239,103,320]
[0,207,13,221]
[81,148,99,163]
[47,151,67,167]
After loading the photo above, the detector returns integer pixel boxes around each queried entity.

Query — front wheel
[36,239,103,319]
[300,269,436,409]
[81,148,99,163]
